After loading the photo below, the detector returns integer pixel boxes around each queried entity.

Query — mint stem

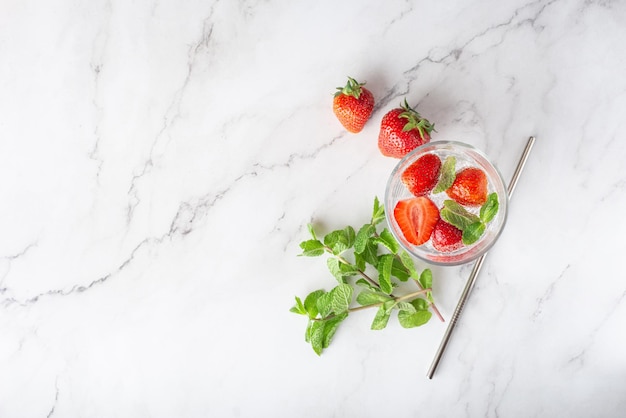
[327,247,382,290]
[368,230,445,323]
[410,277,445,322]
[313,288,432,321]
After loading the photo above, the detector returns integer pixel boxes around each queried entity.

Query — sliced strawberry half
[393,197,440,246]
[401,153,441,197]
[446,167,488,206]
[431,219,463,252]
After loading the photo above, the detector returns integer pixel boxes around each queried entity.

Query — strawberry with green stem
[333,77,375,133]
[378,99,435,158]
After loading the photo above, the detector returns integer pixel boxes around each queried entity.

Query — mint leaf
[307,223,318,240]
[322,313,348,348]
[354,224,375,254]
[377,254,394,294]
[326,258,342,282]
[316,292,333,318]
[418,269,433,290]
[339,262,358,277]
[440,200,480,230]
[310,320,325,355]
[374,228,399,254]
[299,239,325,257]
[330,284,353,314]
[399,251,418,277]
[382,299,397,314]
[304,290,325,318]
[305,320,312,342]
[398,310,432,328]
[361,240,379,267]
[327,258,357,283]
[433,156,456,193]
[344,226,356,249]
[391,257,410,282]
[480,193,499,223]
[323,226,356,255]
[290,296,307,315]
[410,298,430,311]
[462,221,486,245]
[355,278,377,290]
[354,252,366,271]
[371,305,391,330]
[396,301,416,313]
[372,197,385,225]
[356,290,392,306]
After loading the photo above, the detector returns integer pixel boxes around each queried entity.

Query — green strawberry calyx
[398,99,436,138]
[335,76,366,99]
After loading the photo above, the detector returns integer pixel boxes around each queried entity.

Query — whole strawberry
[378,99,435,158]
[446,167,488,206]
[431,219,463,252]
[333,77,375,133]
[401,153,441,197]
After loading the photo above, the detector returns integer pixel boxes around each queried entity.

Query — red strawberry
[393,197,440,246]
[431,219,463,252]
[333,77,375,133]
[446,167,488,206]
[401,153,441,197]
[378,99,435,158]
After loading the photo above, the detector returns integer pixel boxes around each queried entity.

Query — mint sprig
[291,197,444,355]
[440,193,500,245]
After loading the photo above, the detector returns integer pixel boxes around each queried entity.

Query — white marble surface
[1,0,625,416]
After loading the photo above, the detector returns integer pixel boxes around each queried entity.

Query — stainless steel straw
[427,136,536,379]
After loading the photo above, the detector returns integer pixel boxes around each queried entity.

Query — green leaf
[323,230,345,254]
[299,239,325,257]
[354,252,366,271]
[396,301,416,313]
[307,223,318,240]
[361,240,379,267]
[344,226,356,248]
[383,299,397,314]
[323,227,355,255]
[418,269,433,290]
[356,290,392,306]
[339,261,358,277]
[462,221,486,245]
[355,224,375,254]
[326,258,344,283]
[316,292,333,318]
[355,278,376,290]
[322,313,348,348]
[377,254,394,294]
[372,197,385,225]
[290,296,307,315]
[433,156,457,193]
[398,310,432,328]
[327,258,357,283]
[440,200,480,231]
[374,228,399,254]
[330,284,353,314]
[399,251,418,278]
[304,290,325,318]
[305,320,312,342]
[310,320,325,355]
[391,257,410,282]
[480,193,499,223]
[410,298,430,311]
[371,305,391,330]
